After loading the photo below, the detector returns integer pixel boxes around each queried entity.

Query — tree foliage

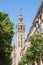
[18,34,43,65]
[0,11,14,65]
[28,34,43,61]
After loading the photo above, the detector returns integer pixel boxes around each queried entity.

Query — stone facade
[28,1,43,36]
[27,1,43,65]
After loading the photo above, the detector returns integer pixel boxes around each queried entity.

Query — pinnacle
[18,9,23,22]
[19,9,22,16]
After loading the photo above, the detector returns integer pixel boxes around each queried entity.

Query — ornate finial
[19,9,22,16]
[18,9,23,22]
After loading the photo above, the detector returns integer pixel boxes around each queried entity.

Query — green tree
[0,11,14,65]
[19,34,43,65]
[28,34,43,65]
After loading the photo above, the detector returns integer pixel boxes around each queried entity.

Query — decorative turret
[18,9,23,22]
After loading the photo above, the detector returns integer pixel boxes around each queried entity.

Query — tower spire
[18,9,23,22]
[19,9,22,16]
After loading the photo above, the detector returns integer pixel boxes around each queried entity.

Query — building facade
[28,1,43,36]
[27,1,43,65]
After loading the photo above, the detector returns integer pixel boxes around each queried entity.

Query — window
[21,25,22,30]
[21,34,22,39]
[40,14,41,20]
[21,34,22,47]
[20,51,22,56]
[18,27,20,30]
[34,23,36,27]
[23,28,25,30]
[21,34,22,43]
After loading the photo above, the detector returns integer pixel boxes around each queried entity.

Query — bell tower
[16,9,26,48]
[16,10,26,65]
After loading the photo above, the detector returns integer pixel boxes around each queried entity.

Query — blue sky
[0,0,42,44]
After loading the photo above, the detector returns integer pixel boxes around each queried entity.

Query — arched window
[23,27,25,30]
[21,34,22,40]
[18,27,20,30]
[21,25,22,30]
[21,34,22,44]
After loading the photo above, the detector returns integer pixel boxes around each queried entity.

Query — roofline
[33,1,43,23]
[28,1,43,36]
